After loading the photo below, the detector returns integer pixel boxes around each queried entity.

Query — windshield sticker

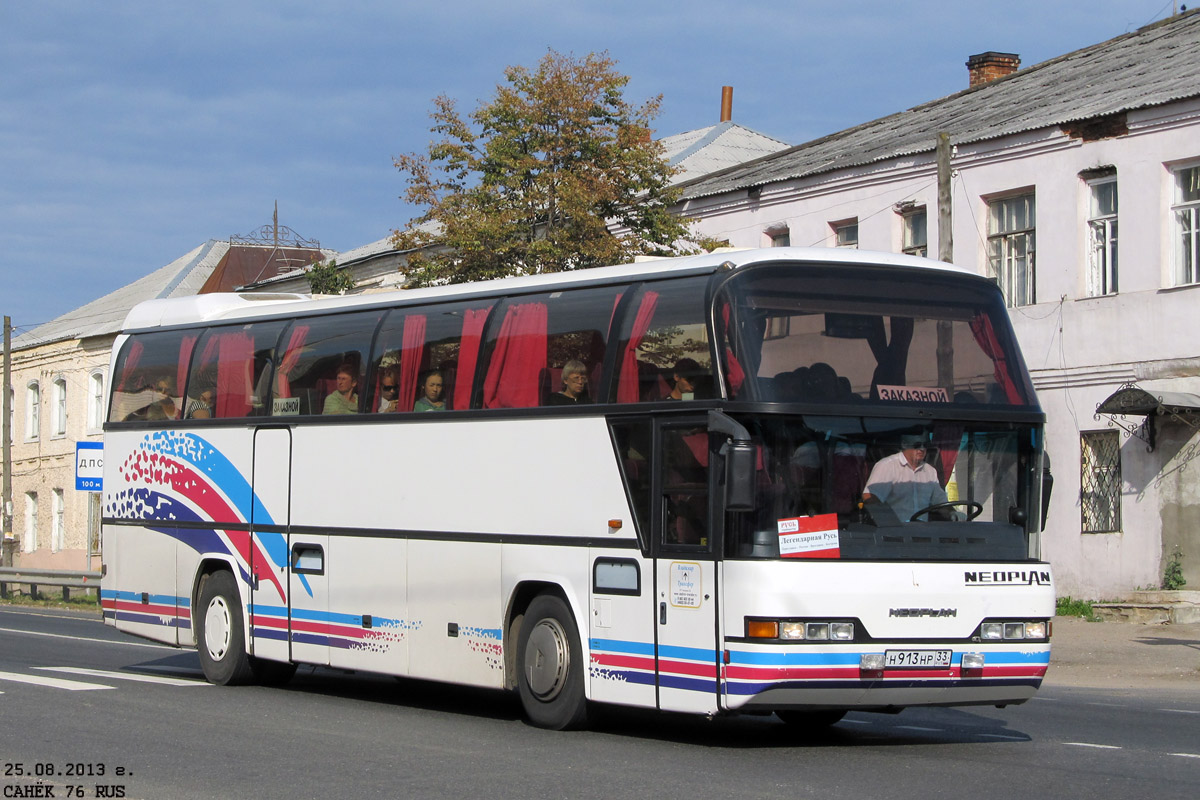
[777,514,840,559]
[878,385,950,402]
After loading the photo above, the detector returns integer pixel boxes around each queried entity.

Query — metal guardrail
[0,566,103,601]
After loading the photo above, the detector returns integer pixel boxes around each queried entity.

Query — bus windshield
[717,263,1034,407]
[725,414,1038,562]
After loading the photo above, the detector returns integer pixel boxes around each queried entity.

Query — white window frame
[88,371,106,432]
[832,219,858,249]
[52,489,65,552]
[987,193,1036,307]
[1086,176,1118,296]
[24,492,38,553]
[52,376,67,437]
[1172,164,1200,286]
[25,381,40,440]
[902,208,928,258]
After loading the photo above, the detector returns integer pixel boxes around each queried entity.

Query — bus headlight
[747,619,855,641]
[980,620,1049,641]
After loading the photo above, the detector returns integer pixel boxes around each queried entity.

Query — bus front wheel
[517,595,588,730]
[196,570,256,686]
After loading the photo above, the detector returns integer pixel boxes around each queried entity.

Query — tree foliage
[305,259,355,295]
[392,50,700,286]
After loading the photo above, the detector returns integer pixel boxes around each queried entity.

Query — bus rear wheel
[196,570,256,686]
[517,595,588,730]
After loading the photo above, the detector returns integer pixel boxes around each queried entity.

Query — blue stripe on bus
[659,673,718,692]
[102,588,188,607]
[728,650,1050,667]
[590,638,655,657]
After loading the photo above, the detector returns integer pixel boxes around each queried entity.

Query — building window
[52,489,65,552]
[25,382,40,440]
[88,371,106,431]
[1173,164,1200,286]
[833,219,858,248]
[24,492,38,553]
[52,377,67,436]
[987,193,1036,307]
[902,209,928,258]
[1081,430,1121,533]
[766,225,790,247]
[1086,176,1118,296]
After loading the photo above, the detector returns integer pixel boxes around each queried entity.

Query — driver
[862,434,948,522]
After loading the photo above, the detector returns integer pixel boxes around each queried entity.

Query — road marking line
[1160,708,1200,714]
[0,625,176,651]
[35,667,208,687]
[840,719,870,725]
[978,734,1025,740]
[895,725,941,732]
[1064,742,1121,749]
[0,670,114,691]
[1169,753,1200,759]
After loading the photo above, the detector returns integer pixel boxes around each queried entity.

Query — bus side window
[612,276,713,404]
[190,321,288,418]
[109,330,198,423]
[271,311,382,416]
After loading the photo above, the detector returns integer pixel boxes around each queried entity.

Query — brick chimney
[720,86,733,122]
[966,52,1020,87]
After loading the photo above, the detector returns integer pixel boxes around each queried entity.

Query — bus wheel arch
[195,567,257,686]
[508,585,588,730]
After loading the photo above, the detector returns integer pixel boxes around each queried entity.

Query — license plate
[884,649,952,668]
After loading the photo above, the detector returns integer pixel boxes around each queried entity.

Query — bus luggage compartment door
[249,426,293,664]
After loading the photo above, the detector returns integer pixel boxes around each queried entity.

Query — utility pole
[936,133,955,392]
[3,315,13,567]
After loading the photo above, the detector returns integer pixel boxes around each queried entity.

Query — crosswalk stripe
[0,670,114,691]
[35,667,209,687]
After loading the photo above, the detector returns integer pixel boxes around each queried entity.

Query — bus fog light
[1003,623,1026,640]
[962,653,985,670]
[805,623,830,640]
[1024,621,1048,639]
[747,620,778,639]
[861,654,885,671]
[981,623,1004,640]
[779,622,805,640]
[831,622,855,641]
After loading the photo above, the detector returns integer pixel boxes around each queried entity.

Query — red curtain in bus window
[117,340,144,392]
[176,334,198,397]
[618,291,659,403]
[276,325,310,397]
[215,331,254,418]
[969,313,1023,404]
[482,302,548,409]
[454,306,492,410]
[399,314,427,409]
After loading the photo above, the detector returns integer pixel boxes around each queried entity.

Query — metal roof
[679,10,1200,200]
[659,121,790,184]
[11,240,229,350]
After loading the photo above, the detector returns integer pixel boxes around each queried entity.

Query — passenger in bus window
[148,376,179,420]
[668,359,713,401]
[377,366,402,413]
[186,387,215,419]
[323,363,359,415]
[862,434,948,523]
[414,370,446,412]
[547,360,590,405]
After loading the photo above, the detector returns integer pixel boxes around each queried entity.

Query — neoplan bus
[100,247,1054,730]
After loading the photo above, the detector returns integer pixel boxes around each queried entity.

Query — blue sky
[0,0,1182,333]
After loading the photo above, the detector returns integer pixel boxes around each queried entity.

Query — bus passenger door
[249,427,293,664]
[653,420,721,715]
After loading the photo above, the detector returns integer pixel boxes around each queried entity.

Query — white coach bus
[100,247,1054,730]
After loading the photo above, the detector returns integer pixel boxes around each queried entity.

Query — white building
[674,11,1200,597]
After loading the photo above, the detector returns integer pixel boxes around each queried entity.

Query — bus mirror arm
[709,411,756,513]
[1040,463,1054,532]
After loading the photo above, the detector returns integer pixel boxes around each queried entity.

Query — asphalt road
[1,605,1197,800]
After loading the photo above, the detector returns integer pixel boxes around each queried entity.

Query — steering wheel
[909,500,983,522]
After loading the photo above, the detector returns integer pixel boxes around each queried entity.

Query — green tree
[393,50,699,286]
[305,259,355,295]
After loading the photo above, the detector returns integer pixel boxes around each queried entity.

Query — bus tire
[776,709,847,729]
[196,570,256,686]
[517,594,588,730]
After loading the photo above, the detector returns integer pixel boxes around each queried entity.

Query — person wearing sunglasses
[377,366,403,412]
[862,433,948,523]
